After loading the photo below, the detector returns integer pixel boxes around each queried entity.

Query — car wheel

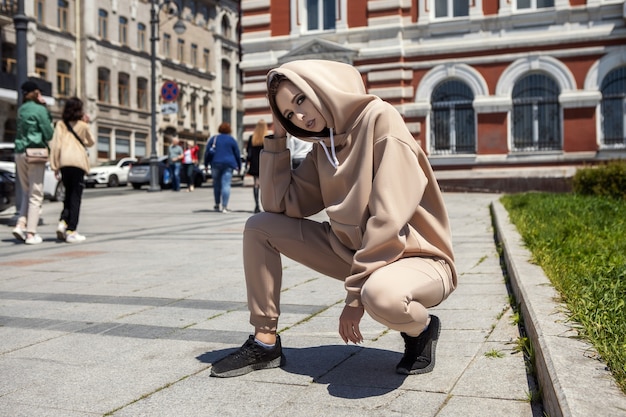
[54,182,66,202]
[131,183,142,190]
[108,175,119,187]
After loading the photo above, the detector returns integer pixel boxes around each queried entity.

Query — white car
[0,142,64,201]
[85,157,136,187]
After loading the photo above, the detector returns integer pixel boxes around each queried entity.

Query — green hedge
[572,160,626,200]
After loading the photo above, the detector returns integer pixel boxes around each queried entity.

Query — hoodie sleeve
[260,136,325,217]
[343,134,429,308]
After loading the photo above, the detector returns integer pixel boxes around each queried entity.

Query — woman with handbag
[12,81,54,245]
[203,122,241,213]
[49,97,95,243]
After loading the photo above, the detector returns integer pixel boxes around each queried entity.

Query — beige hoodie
[261,60,457,307]
[49,120,94,174]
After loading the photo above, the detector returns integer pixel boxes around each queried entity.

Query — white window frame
[290,0,347,35]
[433,0,469,19]
[514,0,554,11]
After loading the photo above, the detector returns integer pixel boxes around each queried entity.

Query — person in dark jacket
[12,81,54,245]
[245,119,267,213]
[204,122,241,213]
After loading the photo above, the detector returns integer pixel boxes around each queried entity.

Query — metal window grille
[600,66,626,147]
[511,73,561,152]
[430,80,476,155]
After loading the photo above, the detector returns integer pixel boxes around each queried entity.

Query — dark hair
[62,97,84,123]
[267,72,329,138]
[218,122,232,134]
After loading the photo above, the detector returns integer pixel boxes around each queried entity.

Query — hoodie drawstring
[317,128,339,169]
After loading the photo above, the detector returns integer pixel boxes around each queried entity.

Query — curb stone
[491,200,626,417]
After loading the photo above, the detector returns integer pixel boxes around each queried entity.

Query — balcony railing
[0,1,18,17]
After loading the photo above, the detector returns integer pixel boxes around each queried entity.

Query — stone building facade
[240,0,626,170]
[0,0,242,164]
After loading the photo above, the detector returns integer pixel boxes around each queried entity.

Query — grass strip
[500,192,626,394]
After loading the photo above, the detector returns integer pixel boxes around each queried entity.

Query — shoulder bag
[24,147,49,164]
[206,135,217,164]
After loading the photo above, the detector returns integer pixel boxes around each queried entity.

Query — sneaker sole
[397,316,441,375]
[210,354,285,378]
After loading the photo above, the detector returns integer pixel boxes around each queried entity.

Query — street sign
[160,81,179,102]
[161,102,178,115]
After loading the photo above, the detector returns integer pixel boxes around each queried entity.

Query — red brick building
[239,0,626,171]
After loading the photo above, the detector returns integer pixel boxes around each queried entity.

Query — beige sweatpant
[15,153,46,234]
[244,212,455,337]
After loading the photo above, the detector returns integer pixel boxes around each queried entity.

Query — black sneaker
[396,315,441,375]
[210,335,285,378]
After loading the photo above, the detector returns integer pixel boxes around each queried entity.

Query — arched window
[600,66,626,148]
[58,0,69,31]
[511,73,561,151]
[137,23,146,51]
[98,67,110,102]
[35,54,47,79]
[57,60,71,98]
[221,15,231,39]
[98,9,108,39]
[430,80,476,154]
[222,60,231,89]
[137,77,148,109]
[118,73,130,107]
[119,16,128,46]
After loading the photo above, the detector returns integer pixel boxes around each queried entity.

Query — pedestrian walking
[203,122,241,213]
[11,81,54,245]
[183,140,199,192]
[168,137,183,191]
[49,97,95,243]
[246,119,266,213]
[210,60,457,378]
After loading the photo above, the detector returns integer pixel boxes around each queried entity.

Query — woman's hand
[339,305,365,344]
[272,116,287,139]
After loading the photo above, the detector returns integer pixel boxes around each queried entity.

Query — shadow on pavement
[197,344,406,399]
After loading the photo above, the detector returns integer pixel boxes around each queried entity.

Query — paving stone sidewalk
[0,186,574,416]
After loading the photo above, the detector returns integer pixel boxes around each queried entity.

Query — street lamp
[149,0,186,192]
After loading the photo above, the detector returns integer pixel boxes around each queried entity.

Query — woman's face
[274,81,327,133]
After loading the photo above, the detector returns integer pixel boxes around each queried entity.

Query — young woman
[210,60,457,378]
[203,122,241,213]
[12,81,54,245]
[49,97,95,243]
[182,140,199,192]
[245,119,267,213]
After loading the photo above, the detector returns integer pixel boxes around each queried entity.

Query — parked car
[0,142,64,202]
[85,157,136,188]
[0,167,15,213]
[128,156,206,190]
[203,156,248,185]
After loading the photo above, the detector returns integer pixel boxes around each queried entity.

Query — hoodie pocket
[329,219,362,250]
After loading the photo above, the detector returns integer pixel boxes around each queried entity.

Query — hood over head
[266,60,377,140]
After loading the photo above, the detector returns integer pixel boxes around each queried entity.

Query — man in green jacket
[12,81,54,245]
